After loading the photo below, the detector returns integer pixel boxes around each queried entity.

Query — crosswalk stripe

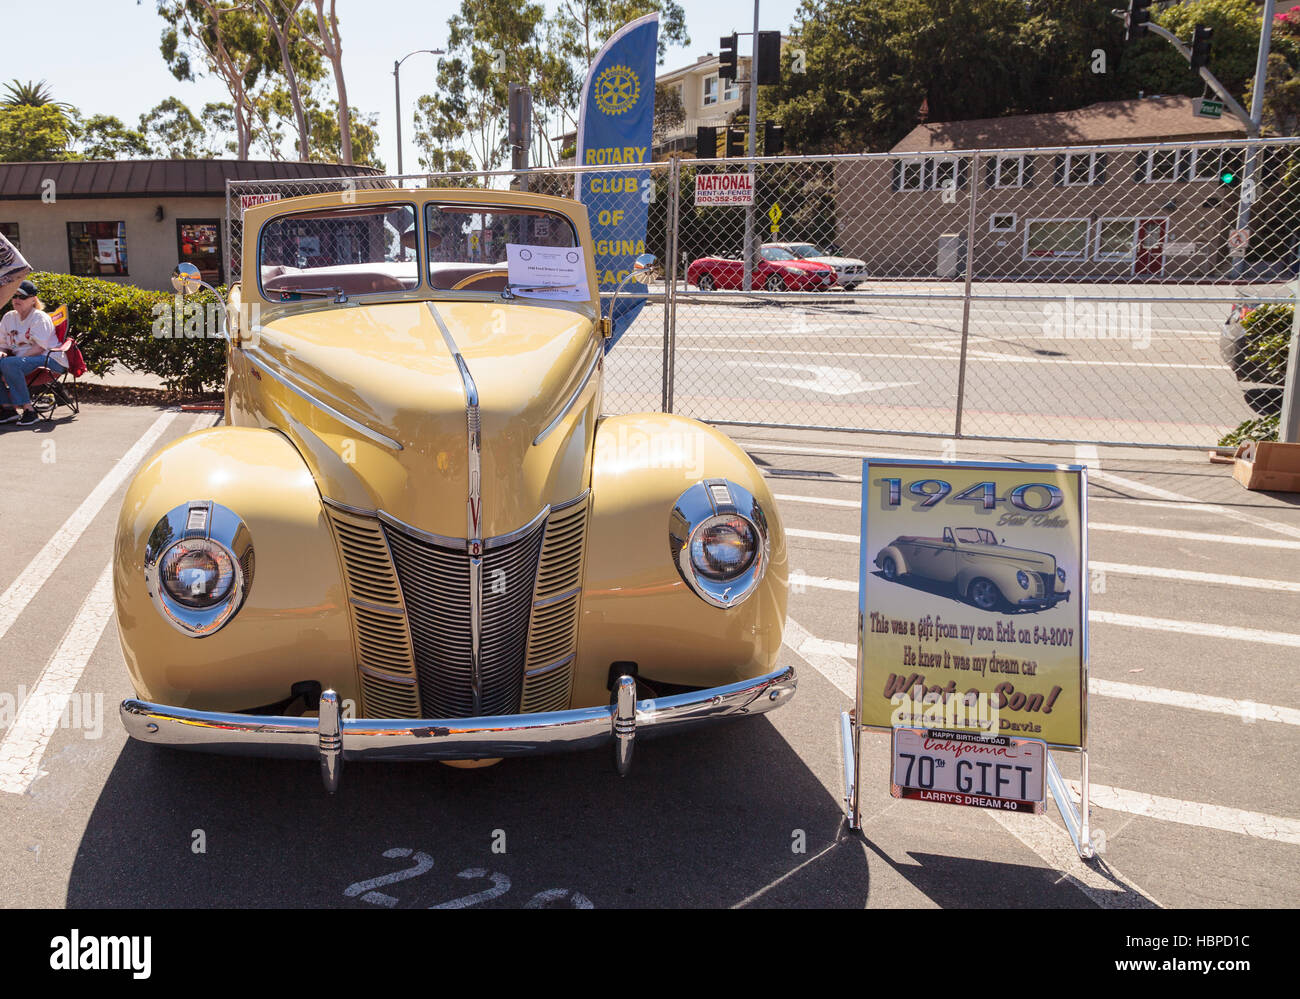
[0,411,177,643]
[1065,781,1300,845]
[0,561,116,795]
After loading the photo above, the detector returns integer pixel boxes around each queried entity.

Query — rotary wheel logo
[594,65,640,115]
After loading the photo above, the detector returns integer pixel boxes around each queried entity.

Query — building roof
[0,159,382,200]
[890,97,1248,153]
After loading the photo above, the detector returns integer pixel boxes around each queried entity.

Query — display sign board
[859,459,1087,749]
[1194,98,1224,119]
[891,727,1046,813]
[239,193,282,214]
[695,172,755,206]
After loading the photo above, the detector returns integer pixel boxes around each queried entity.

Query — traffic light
[756,30,782,85]
[719,33,739,82]
[1219,166,1240,188]
[696,126,719,157]
[725,126,747,158]
[764,120,784,156]
[1191,24,1213,71]
[1125,0,1153,44]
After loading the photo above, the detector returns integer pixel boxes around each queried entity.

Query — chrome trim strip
[483,505,550,552]
[358,664,418,686]
[322,495,378,518]
[551,489,591,513]
[532,585,581,610]
[524,653,575,679]
[348,596,405,617]
[375,510,467,551]
[244,347,403,452]
[533,348,602,446]
[428,302,484,713]
[119,665,797,779]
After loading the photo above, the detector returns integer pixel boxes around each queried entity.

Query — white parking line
[775,493,860,508]
[983,809,1162,909]
[787,527,857,544]
[1090,469,1300,540]
[781,616,856,698]
[1090,678,1300,726]
[0,561,115,795]
[1065,781,1300,845]
[0,411,177,643]
[1089,521,1300,551]
[1091,560,1300,592]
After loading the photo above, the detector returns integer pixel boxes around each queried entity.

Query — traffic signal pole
[743,0,760,292]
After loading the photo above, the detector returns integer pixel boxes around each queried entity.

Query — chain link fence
[228,136,1300,449]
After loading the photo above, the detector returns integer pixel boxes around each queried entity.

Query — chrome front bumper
[120,665,797,792]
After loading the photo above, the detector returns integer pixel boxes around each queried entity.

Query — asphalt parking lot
[1,398,1295,908]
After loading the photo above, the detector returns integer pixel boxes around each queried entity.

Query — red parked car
[687,245,838,291]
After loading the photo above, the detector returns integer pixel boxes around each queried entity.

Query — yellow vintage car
[114,186,795,791]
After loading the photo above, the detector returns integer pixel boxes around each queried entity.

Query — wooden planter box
[1233,440,1300,493]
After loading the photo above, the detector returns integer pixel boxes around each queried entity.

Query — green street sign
[1194,98,1224,119]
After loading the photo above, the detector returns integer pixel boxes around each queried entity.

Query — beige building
[0,160,380,292]
[653,52,754,154]
[832,97,1256,279]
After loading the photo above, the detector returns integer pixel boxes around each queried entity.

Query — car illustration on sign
[114,184,795,792]
[873,527,1069,612]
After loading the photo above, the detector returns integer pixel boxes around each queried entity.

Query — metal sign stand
[839,458,1095,860]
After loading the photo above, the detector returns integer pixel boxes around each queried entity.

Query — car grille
[520,496,589,713]
[328,499,588,719]
[326,508,421,718]
[1038,571,1058,594]
[387,520,546,718]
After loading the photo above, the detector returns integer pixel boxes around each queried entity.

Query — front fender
[875,545,909,576]
[574,414,788,708]
[114,426,355,711]
[957,561,1032,603]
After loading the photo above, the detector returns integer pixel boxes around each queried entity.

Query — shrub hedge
[1240,303,1293,384]
[0,271,228,393]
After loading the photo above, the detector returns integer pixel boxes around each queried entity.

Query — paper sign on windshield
[505,244,590,301]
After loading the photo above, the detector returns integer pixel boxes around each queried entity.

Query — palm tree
[2,79,73,111]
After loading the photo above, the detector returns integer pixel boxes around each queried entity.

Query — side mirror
[171,262,203,295]
[633,253,657,274]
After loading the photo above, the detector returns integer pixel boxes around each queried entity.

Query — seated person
[0,281,64,426]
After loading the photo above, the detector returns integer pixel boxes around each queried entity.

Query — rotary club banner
[575,12,658,348]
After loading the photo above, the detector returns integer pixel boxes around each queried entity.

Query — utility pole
[743,0,760,292]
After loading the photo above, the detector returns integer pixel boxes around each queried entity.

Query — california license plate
[890,727,1046,813]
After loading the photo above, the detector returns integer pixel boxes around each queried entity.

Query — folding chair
[24,304,86,421]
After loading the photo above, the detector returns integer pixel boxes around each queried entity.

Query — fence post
[952,150,981,439]
[663,157,681,414]
[1281,274,1300,442]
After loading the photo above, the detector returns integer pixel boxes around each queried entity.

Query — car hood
[241,299,600,541]
[963,543,1056,571]
[776,259,835,271]
[806,255,865,268]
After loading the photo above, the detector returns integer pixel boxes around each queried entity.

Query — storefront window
[0,223,18,248]
[68,221,128,276]
[177,220,223,285]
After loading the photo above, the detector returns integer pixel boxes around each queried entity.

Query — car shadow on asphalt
[66,717,874,909]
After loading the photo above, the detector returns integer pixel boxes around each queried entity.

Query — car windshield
[761,246,796,261]
[788,244,823,257]
[953,528,998,544]
[258,203,419,298]
[424,203,579,291]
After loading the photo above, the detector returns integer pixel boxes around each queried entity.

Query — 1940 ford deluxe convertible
[115,186,795,791]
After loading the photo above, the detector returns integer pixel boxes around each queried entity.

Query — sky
[6,0,805,170]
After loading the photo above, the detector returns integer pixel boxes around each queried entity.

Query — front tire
[968,578,1002,612]
[764,274,785,292]
[880,555,899,581]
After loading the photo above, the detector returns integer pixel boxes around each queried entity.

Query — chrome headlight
[669,479,770,608]
[1057,567,1067,583]
[144,500,253,637]
[1016,570,1030,589]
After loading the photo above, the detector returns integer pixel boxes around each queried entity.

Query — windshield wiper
[276,286,348,303]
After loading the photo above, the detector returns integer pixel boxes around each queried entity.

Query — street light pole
[394,48,445,177]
